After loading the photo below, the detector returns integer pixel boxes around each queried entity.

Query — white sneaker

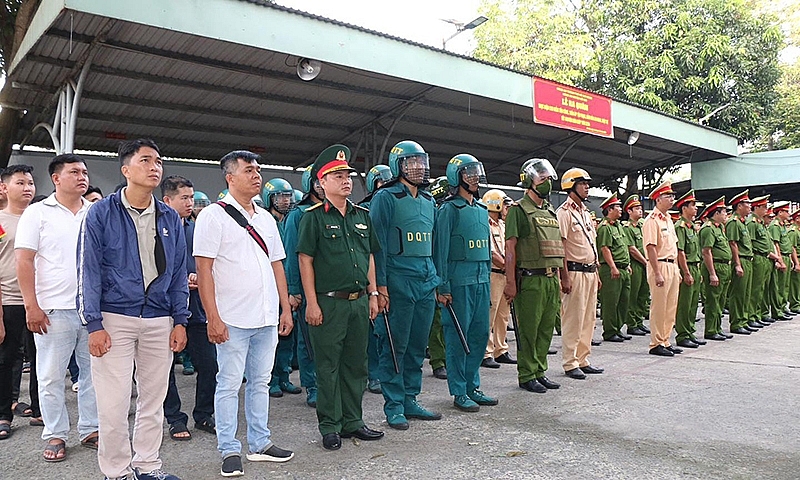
[72,383,79,392]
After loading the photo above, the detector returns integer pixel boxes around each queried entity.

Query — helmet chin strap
[571,186,588,202]
[461,180,480,198]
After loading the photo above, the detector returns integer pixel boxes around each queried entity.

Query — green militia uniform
[768,219,792,317]
[505,195,564,383]
[596,217,631,340]
[296,199,380,436]
[788,225,800,313]
[675,216,702,342]
[624,219,649,331]
[747,215,774,323]
[357,196,381,389]
[700,220,732,336]
[725,213,754,330]
[268,212,298,395]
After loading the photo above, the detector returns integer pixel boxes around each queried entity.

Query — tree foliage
[1,0,24,75]
[756,62,800,150]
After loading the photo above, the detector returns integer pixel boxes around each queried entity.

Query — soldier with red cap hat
[674,190,705,348]
[622,195,649,336]
[725,190,760,334]
[768,201,793,320]
[746,195,779,325]
[699,197,733,340]
[788,209,800,314]
[596,193,632,342]
[642,182,682,356]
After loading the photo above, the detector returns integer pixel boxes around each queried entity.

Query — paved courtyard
[4,313,800,479]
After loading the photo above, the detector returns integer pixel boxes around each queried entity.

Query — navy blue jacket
[77,191,190,333]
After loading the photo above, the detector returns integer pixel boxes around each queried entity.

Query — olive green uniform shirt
[624,220,646,264]
[296,200,380,293]
[747,216,772,255]
[700,221,732,262]
[725,213,753,257]
[675,217,701,263]
[596,218,630,266]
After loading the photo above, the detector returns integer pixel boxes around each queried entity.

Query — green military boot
[453,395,480,412]
[387,413,409,430]
[269,383,283,398]
[404,399,442,420]
[468,389,498,406]
[367,378,382,394]
[306,387,317,408]
[280,381,301,394]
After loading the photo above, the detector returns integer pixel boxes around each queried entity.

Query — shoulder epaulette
[476,201,487,210]
[353,203,369,212]
[306,202,323,212]
[419,190,433,200]
[599,220,608,227]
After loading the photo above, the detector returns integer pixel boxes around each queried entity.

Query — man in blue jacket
[77,139,189,480]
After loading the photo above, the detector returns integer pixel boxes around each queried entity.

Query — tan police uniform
[486,215,511,360]
[642,207,680,349]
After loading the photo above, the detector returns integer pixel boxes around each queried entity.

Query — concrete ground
[4,313,800,480]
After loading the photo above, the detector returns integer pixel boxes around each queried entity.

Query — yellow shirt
[556,197,598,264]
[642,209,678,260]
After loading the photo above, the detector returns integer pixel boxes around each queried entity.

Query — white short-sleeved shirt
[15,194,91,310]
[193,194,286,329]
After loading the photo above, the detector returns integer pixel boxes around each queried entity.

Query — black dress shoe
[322,433,341,450]
[649,345,674,357]
[642,326,651,334]
[773,316,791,321]
[747,321,763,329]
[722,332,733,339]
[731,327,751,335]
[690,338,707,346]
[676,339,699,348]
[627,327,647,336]
[494,353,517,364]
[564,368,586,379]
[666,345,683,354]
[481,357,501,369]
[605,334,624,343]
[432,367,447,379]
[341,426,384,441]
[580,365,604,374]
[760,317,775,324]
[591,340,602,346]
[744,326,759,332]
[620,333,633,340]
[519,380,547,393]
[547,348,557,355]
[536,376,561,389]
[704,333,726,341]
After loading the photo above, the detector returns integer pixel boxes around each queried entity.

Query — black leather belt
[616,263,629,269]
[755,252,770,257]
[321,289,367,300]
[566,261,597,273]
[491,268,505,274]
[687,261,700,266]
[658,258,675,263]
[740,256,754,261]
[519,267,558,277]
[713,259,730,264]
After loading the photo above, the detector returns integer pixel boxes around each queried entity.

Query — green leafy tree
[757,62,800,150]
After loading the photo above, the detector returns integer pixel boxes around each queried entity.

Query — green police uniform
[624,219,650,331]
[675,216,702,342]
[700,221,732,336]
[726,213,754,330]
[747,215,773,323]
[788,224,800,312]
[433,195,491,399]
[768,219,791,317]
[597,217,631,340]
[370,181,439,424]
[296,199,380,435]
[505,194,563,383]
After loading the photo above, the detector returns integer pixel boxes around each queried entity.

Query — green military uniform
[505,194,563,383]
[296,199,380,435]
[746,210,773,324]
[788,222,800,313]
[624,219,649,331]
[700,219,732,336]
[726,213,754,330]
[675,216,702,342]
[596,216,631,340]
[768,217,792,317]
[357,196,382,392]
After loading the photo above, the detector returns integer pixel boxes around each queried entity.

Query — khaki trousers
[561,270,598,371]
[647,262,680,348]
[486,272,511,358]
[91,313,172,479]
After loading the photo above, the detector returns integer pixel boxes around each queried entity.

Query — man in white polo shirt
[195,150,294,477]
[17,154,98,459]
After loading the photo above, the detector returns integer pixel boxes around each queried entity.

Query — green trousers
[790,269,800,312]
[626,261,649,329]
[702,263,731,336]
[294,303,317,388]
[269,329,295,386]
[749,255,771,322]
[728,257,753,329]
[441,282,490,396]
[768,256,791,317]
[513,275,560,382]
[676,264,702,342]
[309,295,368,435]
[428,305,446,370]
[599,264,631,339]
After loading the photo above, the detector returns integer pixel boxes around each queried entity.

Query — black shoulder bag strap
[216,201,270,257]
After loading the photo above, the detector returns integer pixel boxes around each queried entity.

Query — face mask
[533,179,552,198]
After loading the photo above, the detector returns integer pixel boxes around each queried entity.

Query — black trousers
[164,323,217,425]
[0,305,40,422]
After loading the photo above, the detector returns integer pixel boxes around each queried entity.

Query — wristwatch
[368,291,380,297]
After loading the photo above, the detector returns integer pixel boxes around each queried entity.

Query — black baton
[445,303,471,355]
[509,300,523,352]
[382,310,400,374]
[297,307,315,362]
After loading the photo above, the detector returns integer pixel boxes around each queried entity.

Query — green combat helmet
[263,178,296,214]
[446,153,486,197]
[366,164,393,194]
[429,176,450,204]
[388,140,430,187]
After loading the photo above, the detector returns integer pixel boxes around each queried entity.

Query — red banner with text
[532,78,613,138]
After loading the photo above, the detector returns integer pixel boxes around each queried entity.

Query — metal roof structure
[1,0,739,186]
[691,149,800,202]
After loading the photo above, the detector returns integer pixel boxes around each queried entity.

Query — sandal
[0,421,11,440]
[12,402,32,417]
[30,417,44,427]
[195,417,216,435]
[169,423,192,441]
[81,431,99,449]
[43,439,66,462]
